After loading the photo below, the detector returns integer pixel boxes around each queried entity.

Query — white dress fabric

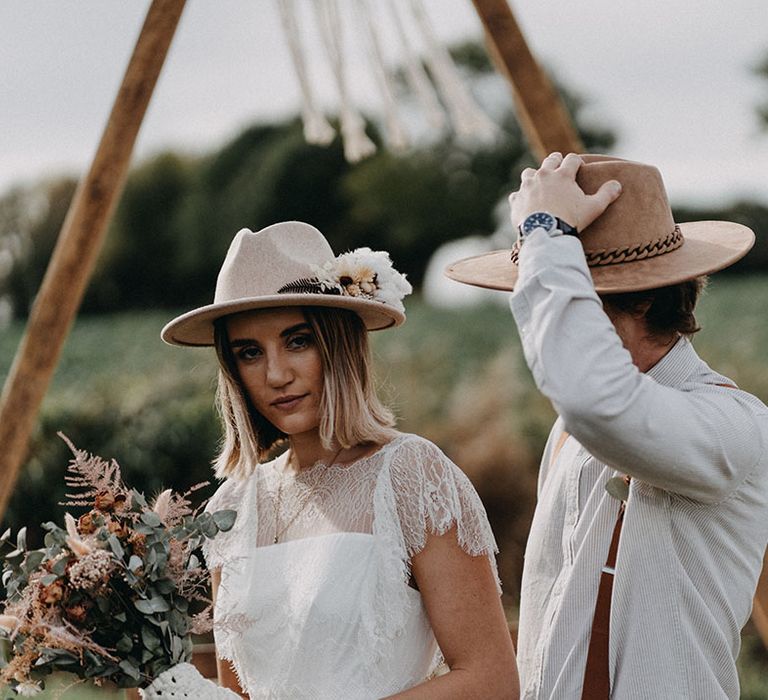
[203,433,499,700]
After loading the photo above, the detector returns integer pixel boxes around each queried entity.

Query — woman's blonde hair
[212,307,396,479]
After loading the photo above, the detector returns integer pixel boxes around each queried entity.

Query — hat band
[277,277,344,297]
[511,225,684,267]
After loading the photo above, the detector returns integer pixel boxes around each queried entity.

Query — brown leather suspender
[550,430,625,700]
[581,494,627,699]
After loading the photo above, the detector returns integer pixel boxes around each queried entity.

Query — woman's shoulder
[383,432,476,500]
[383,432,451,463]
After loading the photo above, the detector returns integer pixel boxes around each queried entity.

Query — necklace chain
[272,446,344,544]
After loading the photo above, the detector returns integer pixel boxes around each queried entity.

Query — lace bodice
[203,433,499,699]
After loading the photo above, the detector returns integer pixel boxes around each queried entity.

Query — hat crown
[214,222,334,304]
[445,153,754,295]
[576,155,678,262]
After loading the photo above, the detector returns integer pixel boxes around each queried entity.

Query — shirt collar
[646,336,699,388]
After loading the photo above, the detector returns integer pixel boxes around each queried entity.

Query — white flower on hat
[311,247,412,312]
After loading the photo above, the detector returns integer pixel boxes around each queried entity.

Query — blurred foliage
[755,51,768,129]
[3,178,78,317]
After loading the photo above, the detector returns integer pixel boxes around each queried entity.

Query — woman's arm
[210,569,248,698]
[385,526,519,700]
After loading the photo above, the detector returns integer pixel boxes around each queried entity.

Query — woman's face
[226,308,324,439]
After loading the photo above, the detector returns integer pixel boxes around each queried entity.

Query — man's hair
[600,276,708,339]
[212,306,396,479]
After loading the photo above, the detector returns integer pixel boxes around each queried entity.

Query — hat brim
[161,294,404,347]
[445,221,755,294]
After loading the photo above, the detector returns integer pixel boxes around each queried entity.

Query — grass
[1,276,768,695]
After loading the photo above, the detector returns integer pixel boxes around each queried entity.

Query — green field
[1,276,768,697]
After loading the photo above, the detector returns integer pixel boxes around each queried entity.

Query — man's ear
[630,299,652,319]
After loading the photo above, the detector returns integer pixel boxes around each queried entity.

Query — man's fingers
[584,180,622,226]
[558,153,583,177]
[520,168,537,180]
[540,152,562,170]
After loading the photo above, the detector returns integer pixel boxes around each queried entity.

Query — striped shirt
[509,229,768,699]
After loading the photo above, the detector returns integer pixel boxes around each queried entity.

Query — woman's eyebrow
[229,322,312,347]
[228,338,255,348]
[279,322,312,337]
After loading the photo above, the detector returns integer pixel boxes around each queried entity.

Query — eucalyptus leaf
[212,509,237,532]
[141,625,162,653]
[108,535,125,559]
[116,635,133,653]
[118,658,141,681]
[141,511,163,528]
[24,550,45,573]
[150,596,171,613]
[155,578,175,594]
[131,491,148,509]
[170,634,183,663]
[134,599,155,615]
[128,555,143,572]
[51,556,69,576]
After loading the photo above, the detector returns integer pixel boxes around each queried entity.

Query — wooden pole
[0,0,186,520]
[470,0,584,159]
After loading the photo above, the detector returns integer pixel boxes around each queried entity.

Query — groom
[447,153,768,699]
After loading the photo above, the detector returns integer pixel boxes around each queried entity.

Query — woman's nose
[265,352,293,387]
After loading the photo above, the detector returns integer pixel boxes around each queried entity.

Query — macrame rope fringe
[387,0,446,131]
[276,0,335,145]
[356,0,409,152]
[408,0,498,143]
[316,0,377,162]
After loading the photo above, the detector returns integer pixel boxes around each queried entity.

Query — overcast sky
[2,0,767,207]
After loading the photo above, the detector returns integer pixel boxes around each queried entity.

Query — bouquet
[0,436,236,696]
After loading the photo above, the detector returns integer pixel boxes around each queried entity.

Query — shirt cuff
[508,227,595,334]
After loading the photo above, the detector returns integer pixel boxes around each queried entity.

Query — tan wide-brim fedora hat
[445,154,755,294]
[162,221,407,347]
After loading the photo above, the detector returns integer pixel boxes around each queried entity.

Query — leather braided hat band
[445,155,755,294]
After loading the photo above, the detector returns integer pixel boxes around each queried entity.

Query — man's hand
[509,152,622,233]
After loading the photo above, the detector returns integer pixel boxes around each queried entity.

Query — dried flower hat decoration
[162,222,413,347]
[278,246,412,314]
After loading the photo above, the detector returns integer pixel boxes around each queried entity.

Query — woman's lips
[270,394,308,412]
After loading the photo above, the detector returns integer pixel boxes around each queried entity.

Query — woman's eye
[288,333,313,350]
[236,346,262,361]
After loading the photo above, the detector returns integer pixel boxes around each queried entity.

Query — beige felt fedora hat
[162,221,411,347]
[445,155,755,294]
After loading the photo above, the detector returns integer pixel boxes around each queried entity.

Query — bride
[161,221,518,699]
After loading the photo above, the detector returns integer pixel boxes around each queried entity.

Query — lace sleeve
[201,477,245,571]
[388,435,501,590]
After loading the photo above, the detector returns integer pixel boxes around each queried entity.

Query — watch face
[522,211,556,235]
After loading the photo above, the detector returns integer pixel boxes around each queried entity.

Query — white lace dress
[202,433,500,700]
